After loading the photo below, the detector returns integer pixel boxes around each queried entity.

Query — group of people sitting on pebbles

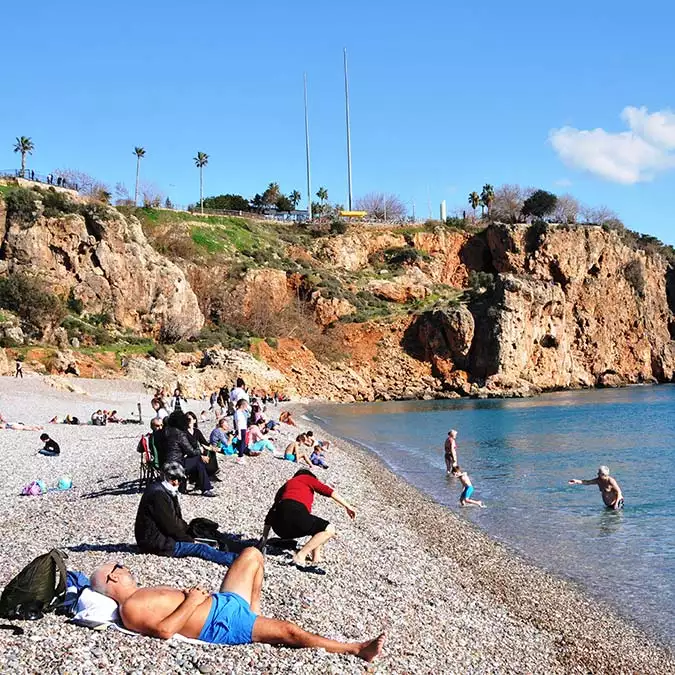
[110,379,385,662]
[47,409,125,425]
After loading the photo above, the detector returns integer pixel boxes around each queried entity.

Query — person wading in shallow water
[444,429,458,475]
[90,550,384,661]
[568,465,624,509]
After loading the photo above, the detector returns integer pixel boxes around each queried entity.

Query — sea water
[307,385,675,647]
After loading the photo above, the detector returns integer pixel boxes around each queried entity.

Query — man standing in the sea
[444,429,458,475]
[568,465,624,509]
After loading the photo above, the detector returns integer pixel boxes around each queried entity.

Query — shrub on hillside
[330,219,348,235]
[67,290,84,315]
[468,270,495,293]
[5,188,40,224]
[623,259,646,298]
[41,189,79,218]
[380,246,428,267]
[0,273,65,336]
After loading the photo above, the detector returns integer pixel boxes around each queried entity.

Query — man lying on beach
[90,548,384,661]
[568,465,624,509]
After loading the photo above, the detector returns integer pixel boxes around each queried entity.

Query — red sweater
[281,474,333,512]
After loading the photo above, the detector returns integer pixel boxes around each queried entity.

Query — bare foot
[356,633,385,662]
[292,553,307,567]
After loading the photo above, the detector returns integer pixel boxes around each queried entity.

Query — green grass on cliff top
[133,206,311,257]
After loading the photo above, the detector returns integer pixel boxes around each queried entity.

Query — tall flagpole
[343,48,353,211]
[303,73,312,221]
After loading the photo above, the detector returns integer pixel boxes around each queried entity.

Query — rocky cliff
[0,193,203,339]
[1,186,673,401]
[407,223,675,397]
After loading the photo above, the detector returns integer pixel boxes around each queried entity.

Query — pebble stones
[0,377,673,673]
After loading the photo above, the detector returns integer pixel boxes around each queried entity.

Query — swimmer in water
[568,465,624,510]
[458,470,484,508]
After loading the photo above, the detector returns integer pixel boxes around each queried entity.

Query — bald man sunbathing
[91,547,384,662]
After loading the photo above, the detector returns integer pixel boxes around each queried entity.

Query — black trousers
[205,452,219,476]
[183,456,212,492]
[238,430,248,458]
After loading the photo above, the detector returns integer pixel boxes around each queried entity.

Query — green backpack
[0,549,68,620]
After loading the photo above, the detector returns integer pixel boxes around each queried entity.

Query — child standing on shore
[459,470,485,507]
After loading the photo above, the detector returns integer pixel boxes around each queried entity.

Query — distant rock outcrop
[467,224,675,391]
[0,201,203,339]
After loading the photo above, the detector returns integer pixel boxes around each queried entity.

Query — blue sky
[1,1,674,243]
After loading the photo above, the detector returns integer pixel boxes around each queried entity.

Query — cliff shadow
[459,230,496,274]
[466,288,503,381]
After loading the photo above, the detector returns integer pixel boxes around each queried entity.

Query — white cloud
[549,106,675,184]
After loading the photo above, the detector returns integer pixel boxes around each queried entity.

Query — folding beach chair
[137,434,160,491]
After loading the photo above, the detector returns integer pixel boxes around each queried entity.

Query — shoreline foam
[0,376,672,674]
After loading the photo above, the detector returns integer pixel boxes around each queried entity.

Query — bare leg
[311,544,324,564]
[252,617,385,662]
[293,525,335,566]
[462,498,484,507]
[219,547,264,613]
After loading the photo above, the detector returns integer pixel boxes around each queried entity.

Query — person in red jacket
[261,470,356,572]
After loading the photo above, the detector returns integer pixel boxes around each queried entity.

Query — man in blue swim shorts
[90,548,384,662]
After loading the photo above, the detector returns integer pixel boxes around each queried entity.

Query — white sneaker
[236,456,247,464]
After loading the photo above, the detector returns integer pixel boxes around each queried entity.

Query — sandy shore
[0,375,673,674]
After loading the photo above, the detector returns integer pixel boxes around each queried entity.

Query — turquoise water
[307,385,675,647]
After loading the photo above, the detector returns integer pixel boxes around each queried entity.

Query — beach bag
[21,481,42,496]
[0,549,68,620]
[188,518,236,553]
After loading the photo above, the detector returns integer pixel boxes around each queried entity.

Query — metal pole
[344,48,353,211]
[303,73,312,221]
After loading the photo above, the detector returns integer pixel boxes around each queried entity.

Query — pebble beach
[0,375,673,674]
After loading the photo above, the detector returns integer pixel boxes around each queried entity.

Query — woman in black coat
[185,411,219,479]
[164,411,215,497]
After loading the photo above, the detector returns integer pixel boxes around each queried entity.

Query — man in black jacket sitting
[134,462,236,567]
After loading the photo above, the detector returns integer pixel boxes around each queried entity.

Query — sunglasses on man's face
[106,563,126,584]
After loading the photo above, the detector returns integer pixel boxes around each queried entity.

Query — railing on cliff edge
[0,169,80,192]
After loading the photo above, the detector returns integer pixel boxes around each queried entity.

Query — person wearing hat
[568,465,624,509]
[134,462,236,566]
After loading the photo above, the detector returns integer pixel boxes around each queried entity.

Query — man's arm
[609,477,623,505]
[568,478,599,485]
[123,588,209,639]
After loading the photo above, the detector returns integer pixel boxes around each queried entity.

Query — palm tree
[480,184,495,219]
[13,136,34,178]
[133,147,145,206]
[289,190,302,209]
[194,152,209,214]
[316,186,328,203]
[468,191,481,219]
